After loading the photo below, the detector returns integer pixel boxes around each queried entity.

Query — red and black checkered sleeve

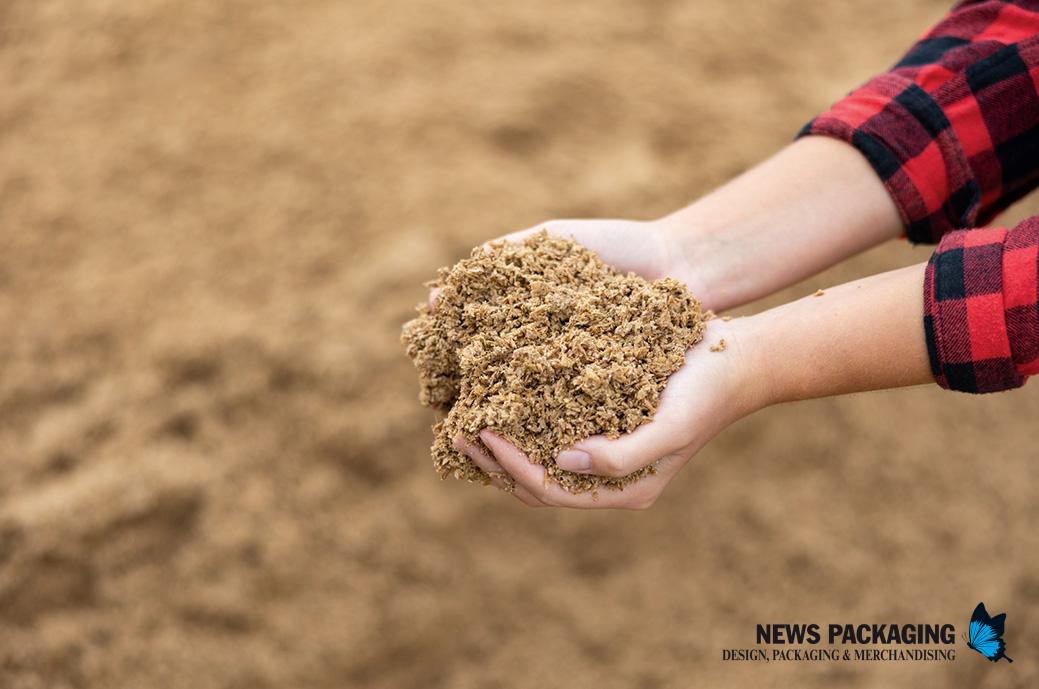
[799,0,1039,243]
[800,1,1039,393]
[925,218,1039,391]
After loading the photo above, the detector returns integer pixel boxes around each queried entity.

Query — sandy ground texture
[1,1,1037,688]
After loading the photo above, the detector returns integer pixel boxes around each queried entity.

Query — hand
[430,217,713,311]
[461,262,934,508]
[455,317,767,509]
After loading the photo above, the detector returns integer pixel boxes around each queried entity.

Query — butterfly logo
[964,601,1013,663]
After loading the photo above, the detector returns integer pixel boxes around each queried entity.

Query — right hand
[454,315,765,509]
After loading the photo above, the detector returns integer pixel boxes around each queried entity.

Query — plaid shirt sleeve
[925,219,1039,391]
[799,1,1039,393]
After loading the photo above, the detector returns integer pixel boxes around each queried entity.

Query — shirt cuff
[799,73,979,244]
[924,227,1027,393]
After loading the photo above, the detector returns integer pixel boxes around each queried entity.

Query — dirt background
[1,1,1037,687]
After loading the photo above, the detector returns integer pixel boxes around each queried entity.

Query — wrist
[694,315,777,427]
[718,314,782,414]
[652,214,722,311]
[655,203,763,313]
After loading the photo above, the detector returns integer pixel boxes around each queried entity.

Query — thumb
[556,412,689,478]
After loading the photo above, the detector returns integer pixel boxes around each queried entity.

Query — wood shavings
[401,232,706,493]
[710,339,727,352]
[813,289,825,297]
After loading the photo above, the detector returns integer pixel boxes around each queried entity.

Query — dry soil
[1,1,1037,688]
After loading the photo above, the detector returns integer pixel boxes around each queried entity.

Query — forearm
[737,262,932,406]
[660,137,904,311]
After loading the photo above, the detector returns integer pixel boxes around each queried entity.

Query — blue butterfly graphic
[965,602,1013,663]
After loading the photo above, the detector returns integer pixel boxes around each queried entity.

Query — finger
[555,409,688,478]
[478,229,540,255]
[482,220,574,252]
[427,287,442,312]
[479,431,582,506]
[454,434,503,475]
[480,430,662,509]
[455,434,545,506]
[509,484,545,508]
[583,453,685,510]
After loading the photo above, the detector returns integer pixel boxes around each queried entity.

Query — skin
[442,137,935,509]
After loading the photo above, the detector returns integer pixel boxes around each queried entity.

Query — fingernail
[557,449,592,472]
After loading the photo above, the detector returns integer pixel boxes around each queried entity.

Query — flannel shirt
[799,0,1039,393]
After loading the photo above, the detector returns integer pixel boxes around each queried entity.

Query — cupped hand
[456,317,767,509]
[430,218,711,311]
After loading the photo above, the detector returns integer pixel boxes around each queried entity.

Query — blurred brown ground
[1,1,1037,687]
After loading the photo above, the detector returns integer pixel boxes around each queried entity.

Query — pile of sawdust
[401,232,706,493]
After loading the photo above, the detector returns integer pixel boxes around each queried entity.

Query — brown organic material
[401,232,706,493]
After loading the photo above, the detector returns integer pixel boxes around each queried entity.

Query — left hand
[429,217,714,313]
[454,317,765,509]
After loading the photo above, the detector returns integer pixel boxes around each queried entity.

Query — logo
[723,601,1020,665]
[965,601,1013,663]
